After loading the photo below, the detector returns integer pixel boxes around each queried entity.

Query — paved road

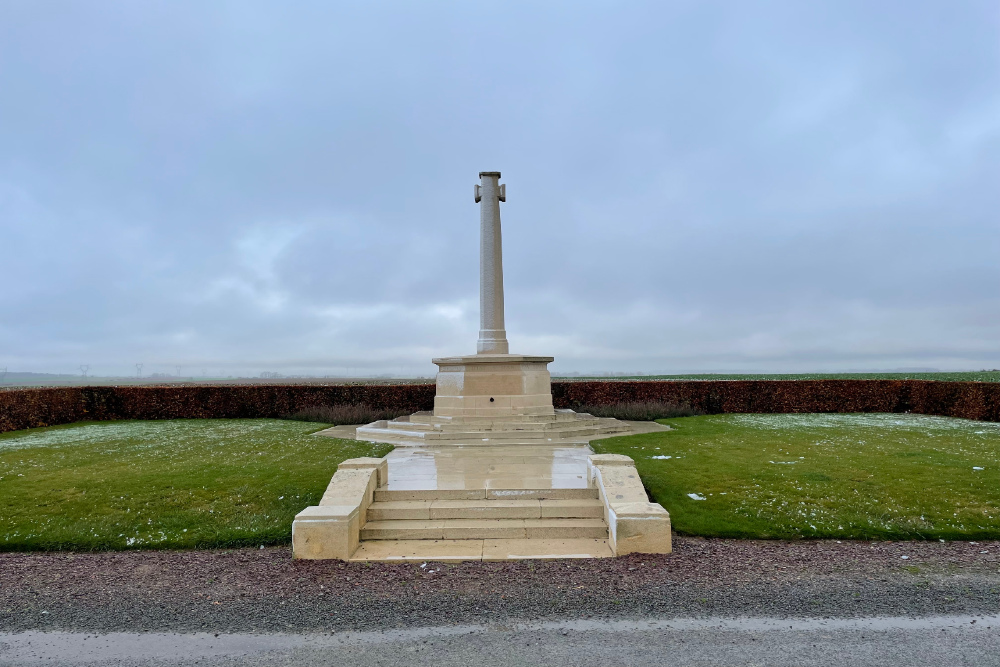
[4,541,998,664]
[2,615,999,667]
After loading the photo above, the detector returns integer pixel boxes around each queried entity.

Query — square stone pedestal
[432,354,555,418]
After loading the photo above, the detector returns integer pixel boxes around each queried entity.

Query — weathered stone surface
[291,505,360,560]
[588,455,672,556]
[337,457,388,488]
[293,461,383,560]
[591,466,649,505]
[588,453,636,467]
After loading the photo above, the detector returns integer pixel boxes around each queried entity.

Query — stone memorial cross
[475,171,509,354]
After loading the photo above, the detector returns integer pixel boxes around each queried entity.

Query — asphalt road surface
[2,615,1000,666]
[3,539,998,665]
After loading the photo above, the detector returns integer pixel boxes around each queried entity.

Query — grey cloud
[0,1,997,376]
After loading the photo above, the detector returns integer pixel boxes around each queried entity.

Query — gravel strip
[1,537,998,633]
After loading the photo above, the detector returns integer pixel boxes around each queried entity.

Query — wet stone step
[359,518,608,541]
[374,487,599,502]
[349,538,615,561]
[366,498,605,521]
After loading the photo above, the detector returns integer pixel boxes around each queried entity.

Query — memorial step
[349,538,614,561]
[366,497,604,521]
[386,417,625,432]
[373,487,599,502]
[368,425,621,439]
[407,410,586,425]
[359,517,608,541]
[355,410,630,447]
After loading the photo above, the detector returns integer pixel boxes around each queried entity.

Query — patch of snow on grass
[687,493,706,501]
[727,412,1000,434]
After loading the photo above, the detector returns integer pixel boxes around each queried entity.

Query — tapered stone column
[475,171,509,354]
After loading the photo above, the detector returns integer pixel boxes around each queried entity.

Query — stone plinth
[432,353,555,418]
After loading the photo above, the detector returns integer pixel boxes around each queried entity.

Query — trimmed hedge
[1,380,998,435]
[553,380,1000,422]
[0,384,435,434]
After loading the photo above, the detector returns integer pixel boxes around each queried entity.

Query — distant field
[0,419,390,551]
[593,413,1000,541]
[560,371,1000,382]
[2,371,998,388]
[0,374,432,388]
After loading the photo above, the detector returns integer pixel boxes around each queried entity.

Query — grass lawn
[0,419,390,552]
[593,413,1000,541]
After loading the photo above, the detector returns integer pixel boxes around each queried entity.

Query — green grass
[558,371,1000,382]
[0,419,391,552]
[593,413,1000,540]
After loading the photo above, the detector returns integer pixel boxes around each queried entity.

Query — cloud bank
[1,1,997,376]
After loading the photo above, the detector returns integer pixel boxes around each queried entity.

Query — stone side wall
[1,380,998,434]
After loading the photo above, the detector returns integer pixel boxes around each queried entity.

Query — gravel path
[1,537,998,634]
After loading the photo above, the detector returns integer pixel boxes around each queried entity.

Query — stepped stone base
[356,409,630,447]
[294,350,672,560]
[355,351,632,447]
[292,450,672,561]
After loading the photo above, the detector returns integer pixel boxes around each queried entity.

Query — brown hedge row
[552,380,1000,422]
[1,380,998,435]
[0,384,436,434]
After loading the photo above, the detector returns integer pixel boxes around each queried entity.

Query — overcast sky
[1,1,998,377]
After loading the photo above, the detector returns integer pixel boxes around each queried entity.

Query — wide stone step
[359,518,608,541]
[349,538,614,561]
[368,414,629,433]
[367,498,605,521]
[384,419,629,436]
[398,419,616,433]
[357,431,618,447]
[408,413,583,425]
[360,427,432,440]
[374,487,599,502]
[385,421,433,431]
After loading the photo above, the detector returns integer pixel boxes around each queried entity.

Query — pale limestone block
[523,518,607,539]
[291,505,359,560]
[375,488,488,501]
[482,538,614,561]
[351,539,485,562]
[442,518,526,539]
[486,488,595,500]
[365,500,432,521]
[539,498,605,518]
[593,466,649,505]
[429,499,540,520]
[589,454,673,556]
[294,465,380,560]
[361,519,446,540]
[337,456,388,488]
[338,457,381,469]
[319,468,376,506]
[431,355,556,418]
[609,503,672,555]
[588,454,635,467]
